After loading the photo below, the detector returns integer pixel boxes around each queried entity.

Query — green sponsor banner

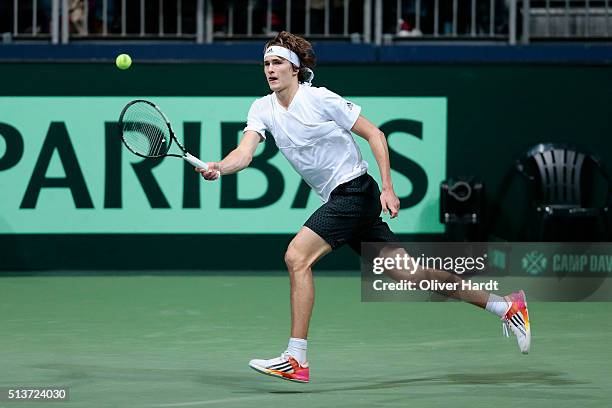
[0,97,446,234]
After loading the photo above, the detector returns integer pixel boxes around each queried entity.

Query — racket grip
[183,153,209,170]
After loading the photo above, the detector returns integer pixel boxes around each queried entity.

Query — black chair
[440,178,485,241]
[516,143,611,241]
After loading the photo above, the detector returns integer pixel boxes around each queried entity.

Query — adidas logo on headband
[264,45,301,67]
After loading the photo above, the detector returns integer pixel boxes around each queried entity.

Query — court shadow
[33,364,589,397]
[265,371,589,394]
[441,371,588,386]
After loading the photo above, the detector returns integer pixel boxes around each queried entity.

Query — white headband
[264,46,300,67]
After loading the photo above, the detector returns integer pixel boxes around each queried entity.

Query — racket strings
[121,103,171,157]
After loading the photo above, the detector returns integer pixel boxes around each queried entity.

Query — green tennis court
[1,274,610,408]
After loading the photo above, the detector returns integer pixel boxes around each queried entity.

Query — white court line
[150,395,268,407]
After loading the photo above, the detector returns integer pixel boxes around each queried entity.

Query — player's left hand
[380,188,400,218]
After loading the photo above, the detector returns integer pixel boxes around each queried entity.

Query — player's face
[264,56,298,92]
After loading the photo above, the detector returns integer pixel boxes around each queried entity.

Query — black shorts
[304,173,398,255]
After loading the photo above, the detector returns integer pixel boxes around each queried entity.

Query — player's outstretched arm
[352,115,400,218]
[196,131,262,180]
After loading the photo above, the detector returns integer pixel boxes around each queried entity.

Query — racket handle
[183,153,209,170]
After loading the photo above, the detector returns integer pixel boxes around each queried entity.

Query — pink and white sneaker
[502,290,531,354]
[248,352,309,383]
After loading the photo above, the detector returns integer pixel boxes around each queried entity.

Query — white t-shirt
[243,84,368,202]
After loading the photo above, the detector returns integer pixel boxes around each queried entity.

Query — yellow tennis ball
[115,54,132,70]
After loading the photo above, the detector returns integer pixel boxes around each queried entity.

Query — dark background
[1,61,610,270]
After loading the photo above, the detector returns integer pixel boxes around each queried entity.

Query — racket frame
[118,99,209,171]
[118,99,185,159]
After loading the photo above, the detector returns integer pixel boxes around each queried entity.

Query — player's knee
[379,246,409,261]
[284,247,310,273]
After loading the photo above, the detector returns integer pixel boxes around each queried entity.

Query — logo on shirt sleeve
[346,101,354,110]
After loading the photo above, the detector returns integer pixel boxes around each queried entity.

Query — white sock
[485,294,510,318]
[286,337,307,365]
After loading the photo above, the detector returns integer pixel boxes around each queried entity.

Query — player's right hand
[196,162,221,181]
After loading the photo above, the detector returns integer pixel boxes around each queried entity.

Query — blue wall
[1,42,611,64]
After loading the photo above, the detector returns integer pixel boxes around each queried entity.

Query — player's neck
[275,82,300,109]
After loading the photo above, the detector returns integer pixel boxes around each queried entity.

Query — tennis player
[197,31,530,383]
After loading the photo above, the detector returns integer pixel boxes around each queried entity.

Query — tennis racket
[118,99,209,170]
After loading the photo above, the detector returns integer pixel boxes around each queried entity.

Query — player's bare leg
[379,246,530,353]
[285,226,332,339]
[379,246,489,306]
[248,226,331,383]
